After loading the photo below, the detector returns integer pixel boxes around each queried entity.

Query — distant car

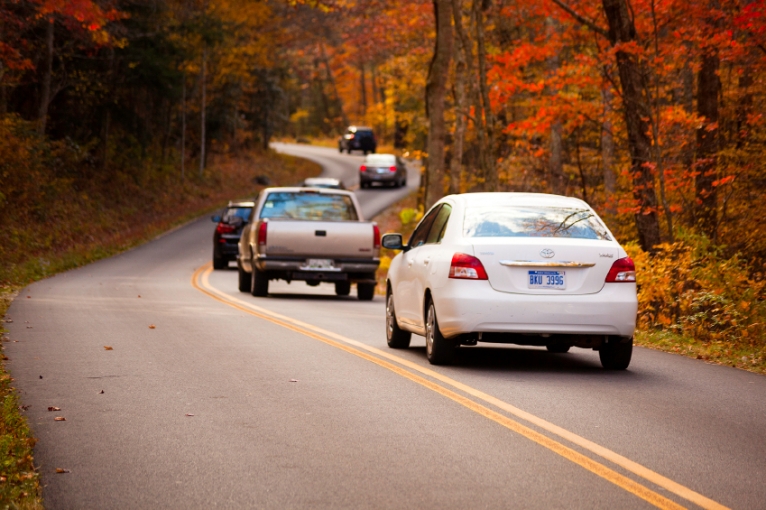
[338,126,377,154]
[382,193,638,369]
[302,177,345,190]
[212,201,255,270]
[359,153,407,189]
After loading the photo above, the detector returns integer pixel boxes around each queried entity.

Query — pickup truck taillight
[257,221,268,248]
[216,223,236,235]
[373,224,380,249]
[388,166,397,173]
[360,165,367,172]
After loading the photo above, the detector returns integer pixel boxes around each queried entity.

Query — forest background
[2,0,760,366]
[0,0,764,375]
[0,0,765,504]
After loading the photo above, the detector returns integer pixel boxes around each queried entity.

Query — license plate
[376,168,387,174]
[528,270,566,289]
[301,258,336,271]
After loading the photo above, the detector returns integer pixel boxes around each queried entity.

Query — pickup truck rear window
[260,192,359,221]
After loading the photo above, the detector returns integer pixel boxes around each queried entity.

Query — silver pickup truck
[237,187,380,300]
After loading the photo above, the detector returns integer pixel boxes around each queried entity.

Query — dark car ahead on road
[359,153,407,189]
[212,200,255,269]
[338,126,377,154]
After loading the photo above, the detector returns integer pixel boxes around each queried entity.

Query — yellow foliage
[629,235,766,347]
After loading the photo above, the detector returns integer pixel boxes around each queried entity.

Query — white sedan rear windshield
[260,192,358,221]
[463,206,612,240]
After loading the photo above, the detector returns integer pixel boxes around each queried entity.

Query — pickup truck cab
[237,187,380,300]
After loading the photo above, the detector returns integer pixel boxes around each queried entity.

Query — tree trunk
[319,42,349,130]
[359,63,367,116]
[449,0,468,195]
[695,50,720,238]
[181,71,186,184]
[199,45,207,177]
[550,121,565,194]
[547,17,565,195]
[474,0,496,192]
[601,85,617,207]
[602,0,661,252]
[37,18,54,135]
[425,0,453,208]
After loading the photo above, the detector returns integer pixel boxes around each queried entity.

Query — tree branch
[550,0,608,39]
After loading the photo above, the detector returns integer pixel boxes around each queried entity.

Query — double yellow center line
[192,264,727,510]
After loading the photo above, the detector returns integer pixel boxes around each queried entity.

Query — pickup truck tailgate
[265,220,375,259]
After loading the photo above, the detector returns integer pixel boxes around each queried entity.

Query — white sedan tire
[386,291,411,348]
[425,299,456,365]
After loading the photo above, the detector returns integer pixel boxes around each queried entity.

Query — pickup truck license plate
[528,270,566,289]
[301,258,336,271]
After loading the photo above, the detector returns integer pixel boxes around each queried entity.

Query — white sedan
[381,193,638,369]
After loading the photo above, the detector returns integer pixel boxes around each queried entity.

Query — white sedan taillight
[605,257,636,282]
[449,253,488,280]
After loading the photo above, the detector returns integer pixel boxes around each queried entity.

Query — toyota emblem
[540,248,555,258]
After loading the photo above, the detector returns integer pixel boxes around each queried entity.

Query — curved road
[271,142,420,220]
[4,145,765,509]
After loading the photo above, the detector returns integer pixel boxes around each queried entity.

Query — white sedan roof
[446,192,590,209]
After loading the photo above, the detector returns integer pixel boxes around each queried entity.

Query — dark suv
[338,126,377,155]
[212,200,255,270]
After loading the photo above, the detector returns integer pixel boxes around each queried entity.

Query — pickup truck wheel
[425,299,455,365]
[599,336,633,370]
[386,291,411,348]
[335,281,351,296]
[357,282,375,301]
[546,344,570,353]
[251,266,269,297]
[237,265,250,293]
[213,255,227,270]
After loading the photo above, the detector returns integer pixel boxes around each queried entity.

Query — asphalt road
[4,144,765,509]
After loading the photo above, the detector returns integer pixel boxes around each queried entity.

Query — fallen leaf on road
[26,296,30,299]
[149,324,156,329]
[25,326,32,329]
[185,413,194,417]
[20,405,30,411]
[99,390,104,394]
[55,468,70,474]
[137,295,141,298]
[103,346,113,350]
[39,375,43,379]
[289,379,299,383]
[47,406,61,412]
[54,417,66,421]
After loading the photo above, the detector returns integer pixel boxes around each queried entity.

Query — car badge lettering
[599,253,614,258]
[540,249,555,258]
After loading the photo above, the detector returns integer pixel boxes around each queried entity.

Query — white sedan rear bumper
[432,280,637,338]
